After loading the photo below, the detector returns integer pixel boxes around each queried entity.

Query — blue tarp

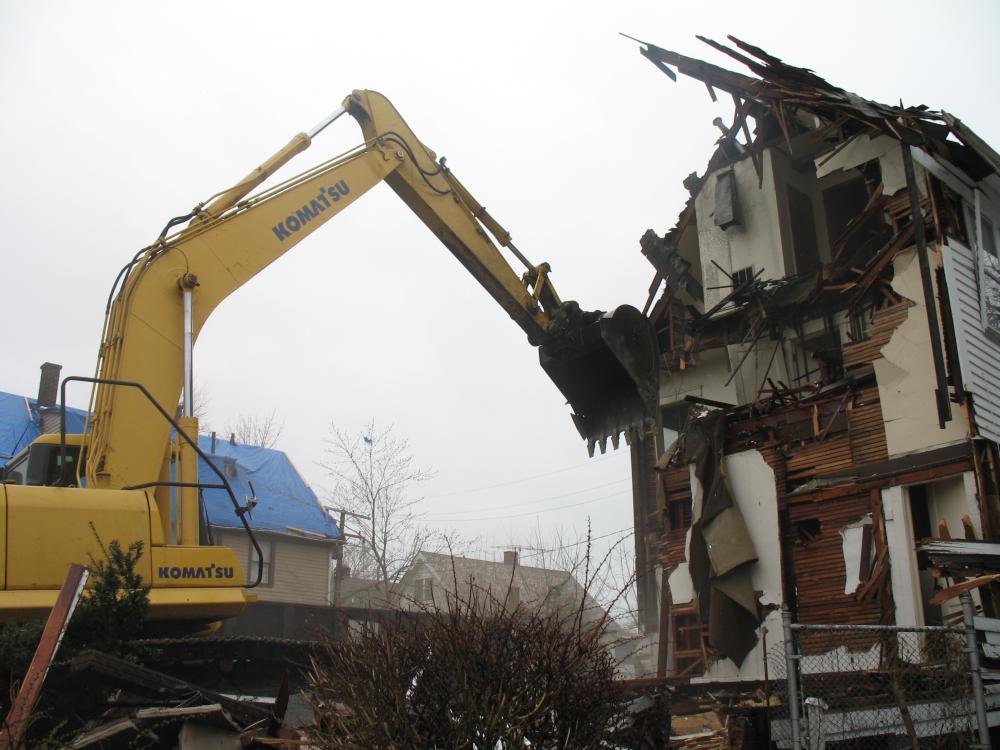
[198,437,341,540]
[0,390,88,466]
[0,389,339,541]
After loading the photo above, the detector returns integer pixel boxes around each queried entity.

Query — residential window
[415,577,434,602]
[966,200,1000,337]
[249,539,272,586]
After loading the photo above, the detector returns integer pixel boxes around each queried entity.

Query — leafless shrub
[307,573,628,748]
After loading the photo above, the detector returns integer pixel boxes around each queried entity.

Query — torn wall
[627,36,1000,702]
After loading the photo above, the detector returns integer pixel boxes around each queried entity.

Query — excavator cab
[1,433,84,487]
[540,303,659,455]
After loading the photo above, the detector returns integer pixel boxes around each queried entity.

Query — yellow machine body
[2,90,655,626]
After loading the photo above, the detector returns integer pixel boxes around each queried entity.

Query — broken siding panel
[943,240,1000,443]
[848,386,889,464]
[783,435,853,484]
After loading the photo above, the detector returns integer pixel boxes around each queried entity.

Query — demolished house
[626,36,1000,745]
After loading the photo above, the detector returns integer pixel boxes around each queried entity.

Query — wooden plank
[0,563,89,750]
[70,650,271,726]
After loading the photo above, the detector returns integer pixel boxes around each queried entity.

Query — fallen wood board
[70,650,271,726]
[69,718,138,748]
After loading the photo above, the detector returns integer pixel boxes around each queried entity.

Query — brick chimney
[37,362,62,407]
[37,362,63,434]
[503,550,518,566]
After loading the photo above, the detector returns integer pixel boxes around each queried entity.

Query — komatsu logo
[157,565,235,580]
[271,180,351,241]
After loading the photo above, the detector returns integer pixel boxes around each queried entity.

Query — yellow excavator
[0,91,657,626]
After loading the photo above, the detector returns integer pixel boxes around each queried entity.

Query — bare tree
[321,421,435,599]
[515,523,640,634]
[225,410,285,449]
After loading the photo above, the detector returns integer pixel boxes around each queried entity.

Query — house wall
[696,152,784,311]
[941,238,1000,444]
[875,248,968,456]
[666,449,784,681]
[659,347,739,407]
[883,473,981,628]
[215,527,333,606]
[814,133,911,199]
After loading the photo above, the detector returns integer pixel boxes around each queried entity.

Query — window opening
[787,184,819,274]
[250,539,273,585]
[671,605,706,677]
[732,265,755,288]
[415,577,434,602]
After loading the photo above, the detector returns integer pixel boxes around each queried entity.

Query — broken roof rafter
[632,35,990,158]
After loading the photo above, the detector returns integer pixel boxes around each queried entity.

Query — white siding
[942,239,1000,444]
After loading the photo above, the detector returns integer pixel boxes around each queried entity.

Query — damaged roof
[634,34,1000,317]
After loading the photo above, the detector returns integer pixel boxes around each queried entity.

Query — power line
[421,452,624,500]
[519,526,635,560]
[426,478,628,516]
[422,489,630,523]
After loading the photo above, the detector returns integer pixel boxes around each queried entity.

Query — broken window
[908,483,944,627]
[671,605,705,677]
[982,216,998,259]
[786,184,820,274]
[822,173,885,264]
[666,497,692,532]
[963,199,1000,336]
[732,265,755,288]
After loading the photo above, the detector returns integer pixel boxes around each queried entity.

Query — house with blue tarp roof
[197,433,342,610]
[0,390,88,467]
[2,376,341,616]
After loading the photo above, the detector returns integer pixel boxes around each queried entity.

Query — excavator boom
[2,89,657,624]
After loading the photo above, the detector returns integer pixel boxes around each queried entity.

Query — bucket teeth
[539,303,659,456]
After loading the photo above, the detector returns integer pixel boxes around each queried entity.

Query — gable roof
[198,436,340,541]
[407,551,587,609]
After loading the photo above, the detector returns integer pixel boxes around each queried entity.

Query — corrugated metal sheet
[941,240,1000,443]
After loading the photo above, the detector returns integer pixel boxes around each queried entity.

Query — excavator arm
[86,90,658,497]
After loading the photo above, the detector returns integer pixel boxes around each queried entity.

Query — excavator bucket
[539,304,659,455]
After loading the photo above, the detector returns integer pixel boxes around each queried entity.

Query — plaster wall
[882,486,923,627]
[814,133,912,198]
[659,347,739,407]
[696,153,784,311]
[875,248,968,456]
[667,449,785,682]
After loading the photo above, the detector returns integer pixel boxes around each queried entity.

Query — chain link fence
[767,594,990,749]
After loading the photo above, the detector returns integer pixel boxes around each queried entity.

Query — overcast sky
[2,1,998,565]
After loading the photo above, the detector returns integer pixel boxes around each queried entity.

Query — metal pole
[181,275,196,417]
[783,609,803,750]
[961,591,991,748]
[307,105,347,139]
